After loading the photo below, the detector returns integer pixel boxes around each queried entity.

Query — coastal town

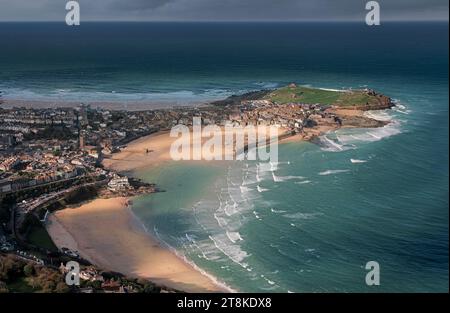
[0,84,394,293]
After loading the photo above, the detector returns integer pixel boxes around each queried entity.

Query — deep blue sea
[1,22,448,292]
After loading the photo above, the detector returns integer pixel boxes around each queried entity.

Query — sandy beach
[102,131,175,173]
[47,126,292,293]
[46,197,225,292]
[102,126,289,173]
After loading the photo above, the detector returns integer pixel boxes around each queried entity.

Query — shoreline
[49,127,291,292]
[46,197,228,293]
[44,100,394,293]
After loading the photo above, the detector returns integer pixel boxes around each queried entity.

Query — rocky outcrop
[211,90,273,107]
[339,115,388,128]
[338,94,395,111]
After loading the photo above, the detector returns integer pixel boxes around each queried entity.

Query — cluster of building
[0,105,160,262]
[0,150,93,193]
[58,264,139,293]
[231,101,330,131]
[0,99,338,198]
[0,105,157,153]
[0,104,166,195]
[0,107,78,145]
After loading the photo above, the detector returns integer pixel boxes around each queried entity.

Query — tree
[143,282,161,293]
[0,197,11,224]
[42,280,56,293]
[55,282,70,293]
[23,263,35,277]
[26,277,40,290]
[0,281,8,293]
[0,255,24,281]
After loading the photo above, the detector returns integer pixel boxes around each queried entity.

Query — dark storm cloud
[0,0,448,21]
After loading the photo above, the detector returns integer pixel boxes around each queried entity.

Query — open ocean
[1,22,448,292]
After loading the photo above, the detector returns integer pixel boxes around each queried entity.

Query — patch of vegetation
[17,171,37,179]
[63,185,98,205]
[264,86,379,106]
[27,225,58,252]
[5,276,35,293]
[19,214,40,235]
[40,186,99,215]
[212,90,273,106]
[0,197,12,224]
[0,254,69,293]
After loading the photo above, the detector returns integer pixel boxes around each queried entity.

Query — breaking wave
[350,159,367,164]
[318,169,350,176]
[318,109,402,152]
[283,212,324,220]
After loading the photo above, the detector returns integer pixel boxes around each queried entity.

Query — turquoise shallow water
[132,77,449,292]
[133,96,448,292]
[1,22,448,292]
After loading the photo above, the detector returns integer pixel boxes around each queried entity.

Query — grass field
[263,86,380,106]
[27,225,58,251]
[7,277,36,293]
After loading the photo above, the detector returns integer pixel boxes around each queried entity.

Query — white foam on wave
[214,213,228,228]
[369,122,401,139]
[271,208,286,214]
[209,234,249,268]
[391,100,411,115]
[364,110,393,122]
[271,161,291,165]
[226,231,243,243]
[253,211,262,220]
[318,169,350,176]
[183,234,223,262]
[392,106,409,114]
[318,135,352,152]
[239,185,252,194]
[319,109,402,152]
[272,172,305,182]
[336,121,401,143]
[295,180,312,185]
[350,159,367,164]
[151,227,237,292]
[257,185,269,192]
[284,212,323,220]
[256,169,261,183]
[271,172,282,182]
[224,201,239,216]
[257,162,275,172]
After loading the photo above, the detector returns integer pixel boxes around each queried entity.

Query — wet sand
[46,197,226,292]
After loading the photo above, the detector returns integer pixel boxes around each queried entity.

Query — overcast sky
[0,0,448,22]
